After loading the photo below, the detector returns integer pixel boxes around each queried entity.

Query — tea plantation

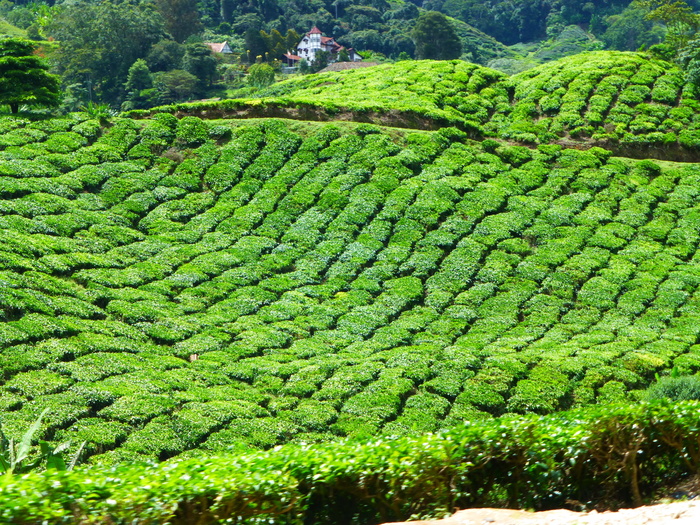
[129,59,510,133]
[3,50,700,524]
[130,51,700,157]
[498,51,700,148]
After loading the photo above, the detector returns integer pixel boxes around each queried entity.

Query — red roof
[309,26,323,34]
[284,53,301,61]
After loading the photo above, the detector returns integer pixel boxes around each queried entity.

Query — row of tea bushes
[128,60,511,133]
[2,401,700,524]
[496,51,700,146]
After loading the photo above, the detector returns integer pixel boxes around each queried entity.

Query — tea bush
[128,60,509,134]
[3,401,700,523]
[124,52,700,155]
[646,374,700,401]
[497,52,700,149]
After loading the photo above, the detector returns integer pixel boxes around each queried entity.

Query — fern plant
[80,102,117,123]
[0,408,86,474]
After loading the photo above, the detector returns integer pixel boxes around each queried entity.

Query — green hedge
[3,401,700,524]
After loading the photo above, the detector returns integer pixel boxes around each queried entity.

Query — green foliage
[0,408,85,474]
[135,59,508,134]
[123,59,153,111]
[131,50,700,155]
[410,12,461,60]
[175,115,209,147]
[0,38,60,113]
[247,63,275,89]
[634,0,700,52]
[678,35,700,91]
[154,69,199,103]
[3,402,700,521]
[182,43,217,91]
[155,0,202,44]
[601,6,664,51]
[499,51,697,148]
[80,102,117,122]
[646,374,700,401]
[46,1,165,103]
[3,82,700,474]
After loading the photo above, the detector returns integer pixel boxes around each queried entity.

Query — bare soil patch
[384,476,700,525]
[385,500,700,525]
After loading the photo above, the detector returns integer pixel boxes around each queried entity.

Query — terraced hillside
[131,60,509,133]
[2,110,700,466]
[132,52,700,160]
[498,52,700,151]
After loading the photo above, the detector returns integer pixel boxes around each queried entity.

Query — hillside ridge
[2,48,700,522]
[127,52,700,162]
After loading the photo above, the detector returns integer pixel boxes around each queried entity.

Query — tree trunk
[9,103,19,113]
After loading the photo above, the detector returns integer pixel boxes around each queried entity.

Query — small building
[286,27,362,66]
[205,42,233,54]
[283,53,303,67]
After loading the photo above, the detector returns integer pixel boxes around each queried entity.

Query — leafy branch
[0,408,86,475]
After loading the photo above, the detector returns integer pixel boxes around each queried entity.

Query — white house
[284,27,362,66]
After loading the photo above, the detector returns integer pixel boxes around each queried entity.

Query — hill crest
[128,52,700,161]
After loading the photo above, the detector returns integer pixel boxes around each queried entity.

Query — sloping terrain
[497,52,700,154]
[0,18,25,38]
[130,52,700,161]
[131,60,509,133]
[1,111,700,465]
[450,17,521,64]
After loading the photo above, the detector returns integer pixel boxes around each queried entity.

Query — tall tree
[47,1,165,104]
[154,69,198,103]
[155,0,203,43]
[146,40,185,72]
[220,0,236,23]
[182,43,217,92]
[261,28,300,59]
[285,29,301,55]
[244,27,268,62]
[411,11,462,60]
[123,59,153,110]
[601,6,665,50]
[679,35,700,90]
[125,59,153,92]
[0,38,60,113]
[634,0,700,51]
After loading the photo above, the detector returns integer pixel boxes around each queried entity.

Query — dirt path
[385,501,700,525]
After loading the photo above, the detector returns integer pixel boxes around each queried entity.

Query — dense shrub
[2,402,700,523]
[646,375,700,401]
